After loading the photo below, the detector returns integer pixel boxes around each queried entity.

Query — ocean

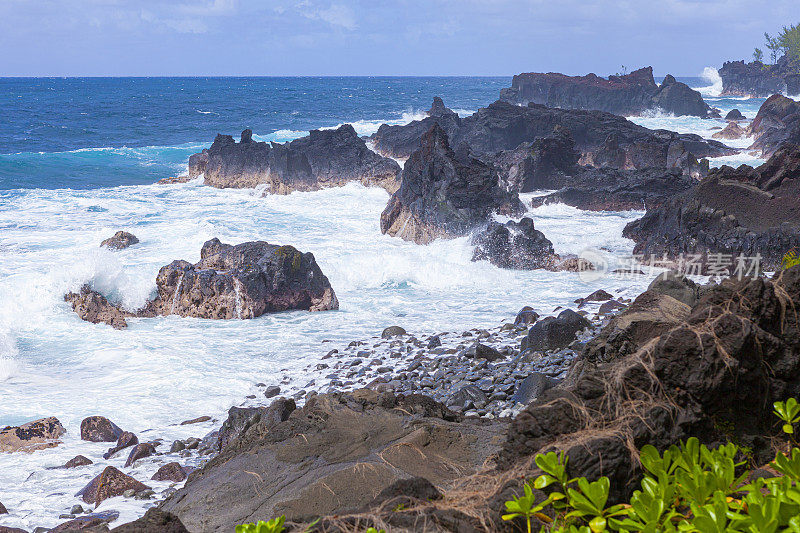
[0,73,775,529]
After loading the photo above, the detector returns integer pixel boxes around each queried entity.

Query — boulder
[367,477,442,509]
[747,94,800,157]
[379,124,524,244]
[712,121,746,140]
[100,231,139,250]
[108,509,188,533]
[64,286,133,330]
[124,443,156,467]
[371,97,462,159]
[159,390,505,532]
[624,143,800,270]
[719,55,800,97]
[464,342,503,362]
[646,270,700,306]
[725,109,746,121]
[217,398,297,452]
[64,455,94,468]
[149,238,338,319]
[49,515,114,532]
[511,373,557,405]
[577,289,613,304]
[192,125,401,193]
[103,432,138,459]
[522,309,590,353]
[0,501,6,514]
[0,528,27,533]
[80,416,123,443]
[471,217,560,270]
[381,326,406,338]
[447,385,489,409]
[77,466,150,506]
[492,127,580,192]
[151,462,188,483]
[514,306,539,327]
[0,417,65,453]
[500,67,712,117]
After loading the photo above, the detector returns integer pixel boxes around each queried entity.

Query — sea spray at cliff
[697,66,724,97]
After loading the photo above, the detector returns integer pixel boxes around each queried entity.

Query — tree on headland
[763,24,800,65]
[753,47,764,63]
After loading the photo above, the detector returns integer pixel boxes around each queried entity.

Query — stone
[100,231,139,250]
[598,300,627,315]
[514,306,539,327]
[747,94,800,157]
[511,373,558,405]
[0,417,65,453]
[381,326,406,339]
[647,270,700,307]
[151,462,188,483]
[64,286,132,330]
[0,501,6,514]
[263,386,281,399]
[77,466,150,506]
[217,398,296,451]
[521,309,591,352]
[368,477,442,508]
[169,440,185,453]
[64,455,94,468]
[80,416,123,443]
[464,342,503,362]
[471,217,560,270]
[125,443,156,467]
[724,108,746,121]
[447,385,489,409]
[719,54,800,98]
[712,121,746,140]
[107,509,189,532]
[179,416,211,425]
[103,431,138,459]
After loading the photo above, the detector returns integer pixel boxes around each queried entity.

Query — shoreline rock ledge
[65,238,338,327]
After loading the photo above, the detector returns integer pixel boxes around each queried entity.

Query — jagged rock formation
[712,121,746,140]
[719,55,800,97]
[471,217,558,269]
[491,126,580,191]
[100,231,139,250]
[0,417,65,453]
[65,239,338,327]
[747,94,800,157]
[371,97,462,160]
[499,67,713,117]
[624,143,800,270]
[379,124,524,244]
[370,99,733,182]
[188,125,401,193]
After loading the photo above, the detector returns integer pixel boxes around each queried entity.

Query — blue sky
[0,0,796,76]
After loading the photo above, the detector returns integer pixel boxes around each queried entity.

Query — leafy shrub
[504,399,800,532]
[236,516,286,533]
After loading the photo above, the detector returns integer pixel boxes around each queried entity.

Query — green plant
[503,398,800,532]
[236,516,285,533]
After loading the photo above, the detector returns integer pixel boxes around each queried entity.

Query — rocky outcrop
[64,286,134,330]
[66,239,338,326]
[500,67,713,117]
[77,466,150,507]
[725,109,746,121]
[747,94,800,157]
[371,97,462,159]
[151,462,188,482]
[379,124,524,244]
[471,218,558,270]
[100,231,139,250]
[159,390,506,532]
[370,99,734,181]
[520,309,591,353]
[624,143,800,270]
[0,417,65,453]
[80,416,124,442]
[712,121,746,140]
[719,55,800,97]
[190,125,401,193]
[491,127,580,191]
[148,238,338,319]
[529,166,697,211]
[109,509,189,533]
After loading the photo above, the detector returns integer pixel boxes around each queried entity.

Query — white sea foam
[696,67,723,97]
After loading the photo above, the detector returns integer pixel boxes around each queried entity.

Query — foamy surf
[695,66,723,97]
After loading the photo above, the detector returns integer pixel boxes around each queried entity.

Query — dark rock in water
[448,385,490,410]
[719,55,800,98]
[381,326,406,338]
[151,462,188,483]
[263,386,281,399]
[77,466,150,506]
[160,390,503,531]
[501,267,800,504]
[464,342,503,362]
[576,289,613,304]
[368,477,442,509]
[125,443,156,467]
[492,127,580,192]
[426,336,442,349]
[217,398,297,452]
[725,109,746,121]
[103,431,138,459]
[49,513,117,532]
[0,501,6,514]
[747,94,800,157]
[371,97,462,159]
[0,417,65,453]
[64,286,133,330]
[512,373,557,405]
[500,67,712,117]
[647,270,700,307]
[584,289,691,363]
[712,121,746,140]
[0,527,27,533]
[109,509,188,533]
[598,300,627,315]
[179,416,211,425]
[150,238,338,319]
[522,309,591,352]
[191,125,401,194]
[64,455,94,468]
[471,217,560,270]
[80,416,123,443]
[514,306,539,327]
[624,144,800,271]
[100,231,139,250]
[380,124,524,244]
[530,166,698,211]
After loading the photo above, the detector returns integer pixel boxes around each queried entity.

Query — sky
[0,0,797,77]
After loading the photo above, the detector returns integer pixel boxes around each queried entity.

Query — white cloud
[302,3,357,30]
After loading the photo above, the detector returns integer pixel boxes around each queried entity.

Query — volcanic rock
[725,109,746,121]
[471,217,560,270]
[108,509,189,533]
[719,55,800,97]
[521,309,591,353]
[100,231,139,250]
[77,466,150,506]
[747,94,800,157]
[64,286,133,330]
[371,97,462,159]
[80,416,123,443]
[0,417,65,453]
[64,455,94,468]
[103,431,138,459]
[151,462,188,483]
[712,121,746,140]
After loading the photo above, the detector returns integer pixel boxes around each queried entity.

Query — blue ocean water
[0,77,508,189]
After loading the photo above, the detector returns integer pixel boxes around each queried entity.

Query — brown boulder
[0,527,27,533]
[151,462,188,482]
[0,417,65,453]
[64,287,132,330]
[100,231,139,250]
[103,432,138,459]
[124,443,156,467]
[109,509,188,533]
[712,121,746,140]
[0,501,6,514]
[64,455,94,468]
[80,416,123,442]
[77,466,150,506]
